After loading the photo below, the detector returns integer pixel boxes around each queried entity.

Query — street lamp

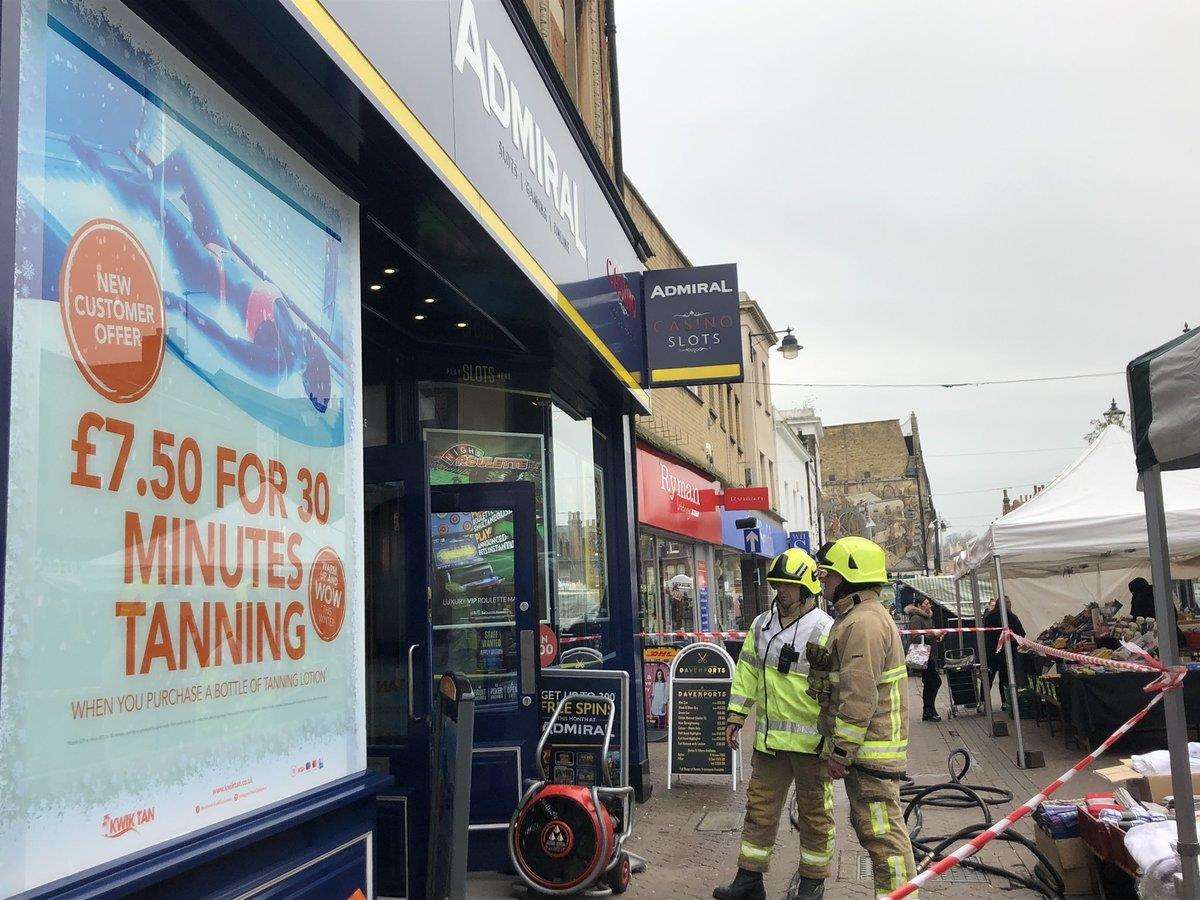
[748,327,802,360]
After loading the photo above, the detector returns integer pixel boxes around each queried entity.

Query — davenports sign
[644,263,743,387]
[667,643,738,789]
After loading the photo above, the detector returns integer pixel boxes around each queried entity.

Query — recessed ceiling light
[424,297,437,304]
[456,321,468,328]
[383,267,396,275]
[414,314,426,321]
[369,284,382,291]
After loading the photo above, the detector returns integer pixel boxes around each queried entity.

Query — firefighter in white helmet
[714,548,835,900]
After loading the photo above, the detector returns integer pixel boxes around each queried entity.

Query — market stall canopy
[1128,326,1200,473]
[898,574,996,615]
[962,424,1200,578]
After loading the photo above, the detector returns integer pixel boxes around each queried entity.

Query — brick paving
[620,677,1117,899]
[470,676,1127,898]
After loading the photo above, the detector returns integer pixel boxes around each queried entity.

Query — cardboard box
[1095,759,1200,803]
[1034,826,1098,897]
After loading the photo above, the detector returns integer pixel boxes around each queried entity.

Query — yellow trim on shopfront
[650,363,743,384]
[287,0,650,410]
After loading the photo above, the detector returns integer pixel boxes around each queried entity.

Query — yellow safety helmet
[765,548,821,597]
[815,536,888,586]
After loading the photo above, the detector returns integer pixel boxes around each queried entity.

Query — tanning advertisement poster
[0,0,365,893]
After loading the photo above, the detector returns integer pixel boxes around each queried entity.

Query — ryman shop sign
[644,263,742,387]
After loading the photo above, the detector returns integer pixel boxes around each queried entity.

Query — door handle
[519,629,536,696]
[408,643,423,722]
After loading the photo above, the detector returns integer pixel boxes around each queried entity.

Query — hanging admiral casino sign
[643,263,743,387]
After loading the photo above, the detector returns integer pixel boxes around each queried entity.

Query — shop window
[657,538,697,633]
[549,404,609,636]
[716,550,747,632]
[639,532,662,637]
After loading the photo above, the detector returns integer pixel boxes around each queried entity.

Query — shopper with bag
[904,596,943,722]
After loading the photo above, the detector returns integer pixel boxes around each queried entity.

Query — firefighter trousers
[737,749,834,878]
[844,767,918,898]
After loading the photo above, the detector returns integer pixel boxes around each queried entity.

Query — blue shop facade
[0,0,654,896]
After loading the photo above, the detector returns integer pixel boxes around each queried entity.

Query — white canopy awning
[962,424,1200,578]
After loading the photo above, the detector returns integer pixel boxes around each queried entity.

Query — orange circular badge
[308,547,347,642]
[59,218,165,404]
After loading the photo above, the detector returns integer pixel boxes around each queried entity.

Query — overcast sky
[615,1,1200,538]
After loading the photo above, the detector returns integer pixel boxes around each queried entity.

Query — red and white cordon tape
[632,626,1002,643]
[886,628,1188,899]
[902,626,1003,638]
[999,630,1163,674]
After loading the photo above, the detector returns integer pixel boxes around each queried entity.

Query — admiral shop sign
[644,263,743,387]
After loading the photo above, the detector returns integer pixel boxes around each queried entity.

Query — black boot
[783,871,826,899]
[713,867,766,900]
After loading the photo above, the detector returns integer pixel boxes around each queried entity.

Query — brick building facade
[520,0,620,179]
[821,414,939,573]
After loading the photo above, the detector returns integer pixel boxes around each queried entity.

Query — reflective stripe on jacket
[728,601,834,754]
[820,588,909,773]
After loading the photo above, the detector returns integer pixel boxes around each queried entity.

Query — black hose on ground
[899,749,1064,898]
[786,748,1064,896]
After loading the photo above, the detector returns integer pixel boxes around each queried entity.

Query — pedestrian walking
[904,596,944,721]
[808,537,917,900]
[713,548,834,900]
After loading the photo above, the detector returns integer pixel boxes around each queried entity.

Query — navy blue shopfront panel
[252,836,370,900]
[25,773,389,900]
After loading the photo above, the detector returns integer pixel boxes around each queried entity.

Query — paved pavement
[469,676,1131,898]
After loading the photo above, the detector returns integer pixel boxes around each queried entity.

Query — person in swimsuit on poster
[68,136,335,413]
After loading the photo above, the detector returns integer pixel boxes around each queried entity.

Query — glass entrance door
[364,442,432,899]
[430,480,540,870]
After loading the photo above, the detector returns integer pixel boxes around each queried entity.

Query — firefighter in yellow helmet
[713,548,834,900]
[809,537,917,900]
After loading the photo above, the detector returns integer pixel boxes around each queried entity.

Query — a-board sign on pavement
[668,642,737,789]
[538,667,629,789]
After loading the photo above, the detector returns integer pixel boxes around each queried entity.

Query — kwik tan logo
[101,806,155,838]
[605,259,637,318]
[436,442,530,473]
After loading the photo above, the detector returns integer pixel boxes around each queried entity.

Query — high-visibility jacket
[728,600,834,754]
[818,587,909,774]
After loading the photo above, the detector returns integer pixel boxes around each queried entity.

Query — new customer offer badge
[644,263,742,387]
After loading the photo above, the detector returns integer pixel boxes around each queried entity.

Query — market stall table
[1059,669,1200,746]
